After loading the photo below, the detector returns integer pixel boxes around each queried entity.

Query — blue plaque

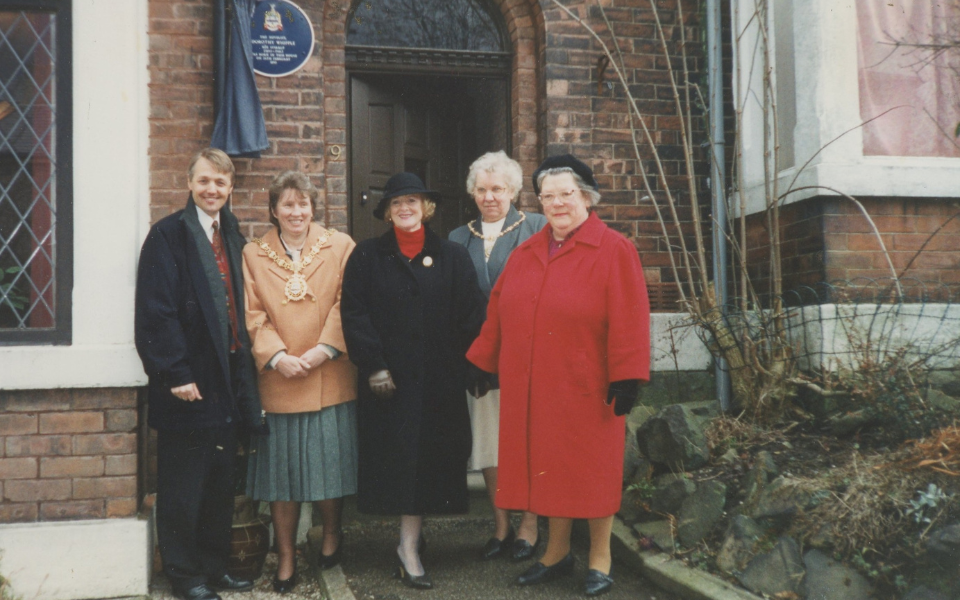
[251,1,315,77]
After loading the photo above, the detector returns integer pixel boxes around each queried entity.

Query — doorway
[348,73,509,242]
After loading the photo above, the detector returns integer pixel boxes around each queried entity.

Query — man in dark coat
[135,148,264,600]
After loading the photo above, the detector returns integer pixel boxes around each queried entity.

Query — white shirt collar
[195,204,220,244]
[480,216,507,235]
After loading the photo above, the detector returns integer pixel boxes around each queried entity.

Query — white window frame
[0,0,149,389]
[735,0,960,216]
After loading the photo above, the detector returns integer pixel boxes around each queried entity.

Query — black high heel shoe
[395,562,433,590]
[271,567,298,594]
[317,532,343,570]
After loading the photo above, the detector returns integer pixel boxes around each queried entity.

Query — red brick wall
[539,0,706,307]
[743,197,960,300]
[823,198,960,290]
[147,0,702,310]
[0,389,139,523]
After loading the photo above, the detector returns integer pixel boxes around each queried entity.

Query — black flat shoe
[208,574,254,592]
[173,584,220,600]
[584,569,614,596]
[317,532,343,570]
[481,527,516,560]
[395,562,434,590]
[516,552,575,586]
[510,533,541,561]
[271,568,298,594]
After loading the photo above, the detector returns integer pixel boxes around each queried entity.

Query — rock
[651,473,696,515]
[825,409,874,436]
[928,369,960,398]
[686,399,721,422]
[751,476,812,520]
[636,404,710,470]
[718,448,740,466]
[801,549,873,600]
[677,480,727,547]
[806,521,836,549]
[926,389,960,414]
[623,425,645,483]
[634,520,676,552]
[618,489,645,523]
[716,515,766,574]
[739,450,778,512]
[626,403,658,431]
[925,523,960,568]
[753,450,778,476]
[902,585,951,600]
[737,536,805,597]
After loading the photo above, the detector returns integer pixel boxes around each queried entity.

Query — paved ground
[148,491,678,600]
[336,491,678,600]
[338,517,678,600]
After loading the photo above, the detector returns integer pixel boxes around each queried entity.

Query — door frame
[345,59,512,239]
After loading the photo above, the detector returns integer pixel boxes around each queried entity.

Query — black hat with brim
[373,172,441,220]
[531,154,599,195]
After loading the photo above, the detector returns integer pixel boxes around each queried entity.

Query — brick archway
[320,0,545,226]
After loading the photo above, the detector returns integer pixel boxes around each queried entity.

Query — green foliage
[625,478,657,502]
[0,266,27,311]
[904,483,950,525]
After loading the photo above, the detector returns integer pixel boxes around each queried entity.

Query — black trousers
[156,425,238,591]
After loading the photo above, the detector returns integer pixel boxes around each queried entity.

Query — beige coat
[242,223,357,413]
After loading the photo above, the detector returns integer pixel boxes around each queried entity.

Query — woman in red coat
[467,155,650,597]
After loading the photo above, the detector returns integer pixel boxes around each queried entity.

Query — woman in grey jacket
[449,151,546,562]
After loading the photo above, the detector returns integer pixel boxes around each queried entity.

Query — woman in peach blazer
[242,171,357,593]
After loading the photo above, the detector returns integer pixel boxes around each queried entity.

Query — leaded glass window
[0,1,71,342]
[347,0,505,52]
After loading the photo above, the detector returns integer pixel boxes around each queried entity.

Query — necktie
[211,221,242,352]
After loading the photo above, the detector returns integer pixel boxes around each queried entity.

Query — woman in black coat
[341,172,486,590]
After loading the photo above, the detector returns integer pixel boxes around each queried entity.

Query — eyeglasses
[538,189,580,205]
[474,186,510,198]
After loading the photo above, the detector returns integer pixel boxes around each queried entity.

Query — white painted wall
[734,0,960,215]
[0,518,151,600]
[0,0,150,390]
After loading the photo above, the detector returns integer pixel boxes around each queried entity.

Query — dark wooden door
[349,74,489,241]
[350,77,405,244]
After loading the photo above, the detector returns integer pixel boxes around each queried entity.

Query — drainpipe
[708,0,731,412]
[213,0,227,120]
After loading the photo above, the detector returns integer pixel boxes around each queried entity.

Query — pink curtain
[857,0,960,157]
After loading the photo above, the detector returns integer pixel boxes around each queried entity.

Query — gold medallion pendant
[253,231,331,305]
[284,271,309,303]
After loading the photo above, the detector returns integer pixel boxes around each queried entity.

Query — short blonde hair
[383,195,437,223]
[465,151,523,202]
[187,148,235,185]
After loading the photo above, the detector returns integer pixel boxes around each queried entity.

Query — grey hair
[465,151,523,202]
[535,167,601,207]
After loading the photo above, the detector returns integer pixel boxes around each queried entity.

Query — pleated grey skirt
[246,402,358,502]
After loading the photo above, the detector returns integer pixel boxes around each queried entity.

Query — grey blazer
[449,205,547,298]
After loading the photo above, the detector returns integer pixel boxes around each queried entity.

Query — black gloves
[606,379,639,416]
[466,364,494,398]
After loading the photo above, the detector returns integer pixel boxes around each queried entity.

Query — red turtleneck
[395,226,425,259]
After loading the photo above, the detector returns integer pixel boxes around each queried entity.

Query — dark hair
[268,171,318,229]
